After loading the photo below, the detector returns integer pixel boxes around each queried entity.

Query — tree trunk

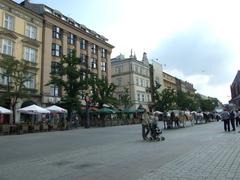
[11,104,15,124]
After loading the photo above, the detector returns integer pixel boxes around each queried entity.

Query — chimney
[142,52,148,61]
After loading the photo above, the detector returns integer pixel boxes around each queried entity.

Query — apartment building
[162,71,177,91]
[0,0,43,119]
[21,0,114,105]
[176,78,195,94]
[229,70,240,107]
[111,52,151,110]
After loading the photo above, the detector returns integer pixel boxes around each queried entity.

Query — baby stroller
[149,123,165,141]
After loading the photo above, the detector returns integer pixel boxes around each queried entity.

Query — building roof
[232,70,240,86]
[20,0,111,44]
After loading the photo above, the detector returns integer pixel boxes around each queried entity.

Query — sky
[15,0,240,104]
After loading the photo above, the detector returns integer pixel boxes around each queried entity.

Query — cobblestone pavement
[139,130,240,180]
[1,121,240,180]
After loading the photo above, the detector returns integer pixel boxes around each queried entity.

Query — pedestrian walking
[235,109,240,127]
[221,109,230,132]
[216,113,221,121]
[230,110,236,131]
[141,109,150,140]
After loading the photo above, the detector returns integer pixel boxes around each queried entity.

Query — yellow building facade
[162,71,177,91]
[0,0,43,122]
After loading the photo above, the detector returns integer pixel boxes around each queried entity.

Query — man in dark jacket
[221,109,230,132]
[230,110,236,131]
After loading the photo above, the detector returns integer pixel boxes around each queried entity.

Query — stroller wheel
[161,136,165,141]
[156,137,160,141]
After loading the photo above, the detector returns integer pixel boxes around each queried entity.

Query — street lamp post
[84,93,91,128]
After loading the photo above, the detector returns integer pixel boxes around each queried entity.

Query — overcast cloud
[152,23,234,85]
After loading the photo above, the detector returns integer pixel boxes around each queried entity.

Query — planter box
[41,124,48,131]
[34,125,40,131]
[1,125,10,135]
[22,124,29,133]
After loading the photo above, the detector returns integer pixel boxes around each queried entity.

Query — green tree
[0,55,37,123]
[89,75,118,126]
[155,88,176,112]
[90,76,118,108]
[119,87,132,109]
[175,91,199,111]
[47,51,85,120]
[199,99,216,112]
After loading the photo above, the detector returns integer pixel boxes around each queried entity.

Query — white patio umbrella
[17,104,50,114]
[154,111,163,115]
[45,105,67,113]
[0,106,12,114]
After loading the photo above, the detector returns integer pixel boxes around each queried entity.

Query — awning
[0,106,12,114]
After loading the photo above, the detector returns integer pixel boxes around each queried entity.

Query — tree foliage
[47,51,86,119]
[175,91,199,111]
[89,75,118,108]
[155,88,176,112]
[119,87,132,109]
[0,55,37,123]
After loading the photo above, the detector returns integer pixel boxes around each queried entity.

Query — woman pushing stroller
[141,110,164,141]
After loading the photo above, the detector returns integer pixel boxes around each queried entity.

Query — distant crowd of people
[221,109,240,132]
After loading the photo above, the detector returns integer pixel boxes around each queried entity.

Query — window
[67,48,74,57]
[147,95,150,102]
[2,39,13,55]
[52,44,61,56]
[135,66,139,73]
[91,58,97,69]
[0,68,8,85]
[92,44,97,54]
[80,38,87,49]
[140,79,143,86]
[79,90,84,100]
[101,61,106,71]
[68,33,76,45]
[101,48,107,58]
[142,94,145,102]
[117,78,122,86]
[50,85,59,96]
[136,78,139,86]
[24,73,36,89]
[79,54,87,64]
[137,94,140,101]
[80,71,86,80]
[115,66,121,74]
[4,14,14,30]
[51,62,60,74]
[146,80,149,87]
[52,26,61,39]
[24,47,36,63]
[26,24,37,39]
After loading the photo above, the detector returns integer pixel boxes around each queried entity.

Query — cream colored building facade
[152,61,164,93]
[21,0,114,105]
[0,0,43,121]
[111,53,151,110]
[162,71,177,91]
